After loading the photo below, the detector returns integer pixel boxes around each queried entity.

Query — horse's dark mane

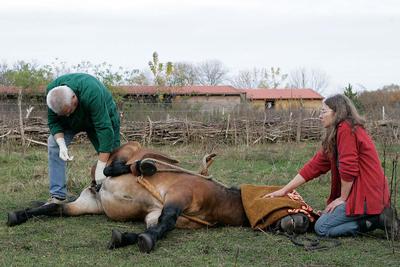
[226,186,241,195]
[211,179,241,196]
[210,179,248,226]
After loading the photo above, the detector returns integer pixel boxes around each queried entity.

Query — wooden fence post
[225,114,230,140]
[17,89,26,151]
[296,108,303,143]
[147,116,152,145]
[246,120,249,147]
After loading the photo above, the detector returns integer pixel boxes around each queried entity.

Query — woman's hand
[324,197,345,213]
[262,174,306,199]
[262,188,287,198]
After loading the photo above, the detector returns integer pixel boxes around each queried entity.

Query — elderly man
[46,73,120,204]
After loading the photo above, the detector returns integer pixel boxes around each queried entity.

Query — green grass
[0,141,399,266]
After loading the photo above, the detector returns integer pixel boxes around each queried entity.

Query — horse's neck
[215,186,248,226]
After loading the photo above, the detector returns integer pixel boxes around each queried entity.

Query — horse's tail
[104,159,132,177]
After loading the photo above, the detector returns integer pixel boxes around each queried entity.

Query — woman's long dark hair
[322,94,365,156]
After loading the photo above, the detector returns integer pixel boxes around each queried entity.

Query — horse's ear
[141,152,179,164]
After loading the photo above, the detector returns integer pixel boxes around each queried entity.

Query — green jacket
[47,73,120,152]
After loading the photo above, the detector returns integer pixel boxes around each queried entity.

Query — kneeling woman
[265,94,399,238]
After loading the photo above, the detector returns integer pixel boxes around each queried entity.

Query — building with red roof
[116,85,245,112]
[0,85,322,112]
[242,88,323,110]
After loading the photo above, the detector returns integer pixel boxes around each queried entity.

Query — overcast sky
[1,0,399,95]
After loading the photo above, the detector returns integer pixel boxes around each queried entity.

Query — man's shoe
[45,196,68,205]
[379,206,400,240]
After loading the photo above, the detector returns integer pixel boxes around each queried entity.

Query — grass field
[0,141,399,266]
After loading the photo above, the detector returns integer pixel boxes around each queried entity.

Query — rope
[136,176,215,227]
[289,234,341,251]
[141,157,228,187]
[264,224,341,251]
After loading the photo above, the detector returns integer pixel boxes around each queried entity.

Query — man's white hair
[46,86,75,114]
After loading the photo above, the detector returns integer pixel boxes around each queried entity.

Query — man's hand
[262,188,287,198]
[95,160,107,184]
[56,137,73,161]
[324,198,345,213]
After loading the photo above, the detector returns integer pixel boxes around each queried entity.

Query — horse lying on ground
[6,141,310,253]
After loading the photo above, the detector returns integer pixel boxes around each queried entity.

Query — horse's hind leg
[7,203,63,226]
[62,187,104,216]
[7,188,103,226]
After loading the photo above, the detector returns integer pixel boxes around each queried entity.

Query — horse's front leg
[108,229,139,249]
[108,208,162,250]
[136,186,192,253]
[137,204,183,253]
[108,185,192,252]
[109,204,183,252]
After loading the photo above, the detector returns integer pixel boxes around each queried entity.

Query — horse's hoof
[138,233,155,253]
[7,211,26,227]
[108,229,122,250]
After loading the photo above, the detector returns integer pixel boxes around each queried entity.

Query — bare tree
[48,58,72,77]
[231,67,288,89]
[288,67,329,94]
[259,67,288,89]
[128,71,151,85]
[72,61,94,74]
[231,68,264,88]
[169,62,198,86]
[196,60,228,86]
[0,62,12,85]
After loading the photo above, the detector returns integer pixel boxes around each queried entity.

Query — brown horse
[6,141,308,253]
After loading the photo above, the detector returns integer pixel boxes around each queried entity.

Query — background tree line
[0,52,399,116]
[0,52,331,92]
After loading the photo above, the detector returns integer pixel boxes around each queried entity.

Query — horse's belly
[100,188,145,221]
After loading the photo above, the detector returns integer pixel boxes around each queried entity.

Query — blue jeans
[314,203,376,237]
[48,131,76,199]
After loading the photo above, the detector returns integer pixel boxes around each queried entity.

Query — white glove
[95,160,107,184]
[56,138,74,161]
